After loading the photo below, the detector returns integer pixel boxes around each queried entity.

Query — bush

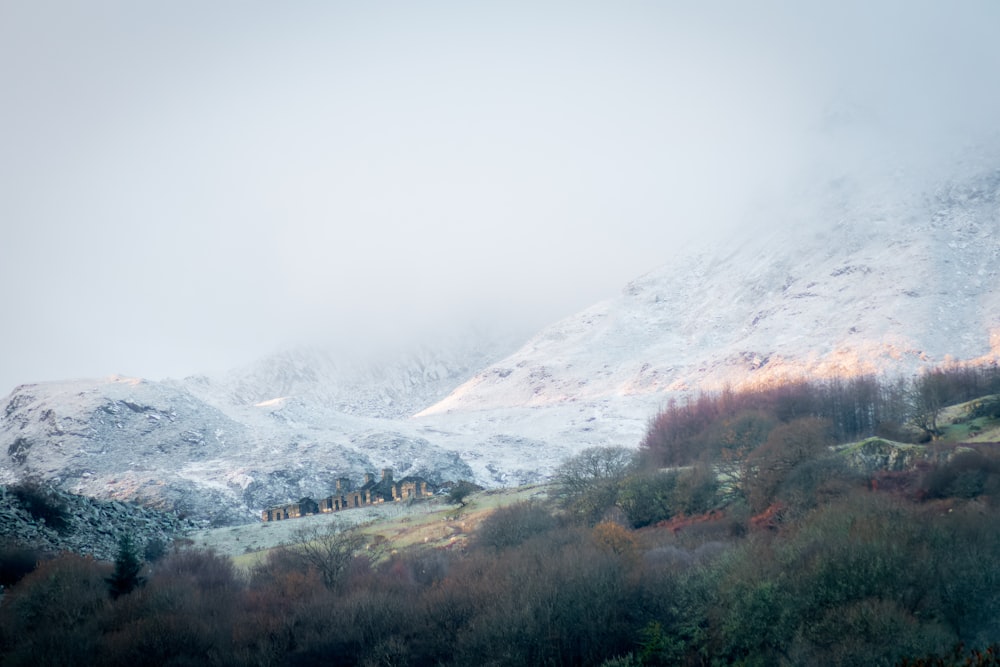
[451,528,635,665]
[0,543,41,588]
[152,548,237,592]
[142,537,169,563]
[776,455,859,514]
[672,464,721,516]
[742,417,833,512]
[920,450,1000,500]
[98,549,242,666]
[899,643,1000,667]
[0,553,110,665]
[968,396,1000,420]
[475,501,558,551]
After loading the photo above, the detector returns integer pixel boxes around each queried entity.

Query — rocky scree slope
[0,483,193,562]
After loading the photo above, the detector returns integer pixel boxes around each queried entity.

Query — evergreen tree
[106,533,145,599]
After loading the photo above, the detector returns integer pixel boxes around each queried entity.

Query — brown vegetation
[3,364,1000,665]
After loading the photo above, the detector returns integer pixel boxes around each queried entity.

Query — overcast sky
[2,1,999,390]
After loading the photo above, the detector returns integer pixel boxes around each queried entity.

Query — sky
[2,1,1000,391]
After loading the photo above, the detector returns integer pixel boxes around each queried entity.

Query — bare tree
[911,370,949,439]
[554,446,636,523]
[289,524,371,590]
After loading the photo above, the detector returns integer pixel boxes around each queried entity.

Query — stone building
[261,469,436,522]
[261,497,319,522]
[393,477,432,500]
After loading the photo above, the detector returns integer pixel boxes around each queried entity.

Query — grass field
[181,484,553,570]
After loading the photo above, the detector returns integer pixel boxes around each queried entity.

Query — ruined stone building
[261,469,436,522]
[261,497,319,522]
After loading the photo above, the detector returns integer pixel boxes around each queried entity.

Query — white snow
[2,163,999,523]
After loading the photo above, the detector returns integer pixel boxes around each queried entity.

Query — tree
[290,524,371,590]
[912,370,950,439]
[555,446,636,523]
[447,480,480,508]
[617,470,678,528]
[742,417,833,512]
[106,533,145,599]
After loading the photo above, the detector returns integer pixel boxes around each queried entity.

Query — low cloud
[2,2,998,389]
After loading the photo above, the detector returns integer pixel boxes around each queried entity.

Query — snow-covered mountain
[185,331,521,420]
[2,162,999,525]
[0,328,524,525]
[0,379,478,526]
[418,165,1000,416]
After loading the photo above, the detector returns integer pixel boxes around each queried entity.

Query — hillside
[418,166,1000,416]
[2,164,999,525]
[182,329,522,420]
[186,484,550,564]
[0,376,474,526]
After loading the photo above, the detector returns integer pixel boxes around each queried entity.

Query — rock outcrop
[0,482,194,562]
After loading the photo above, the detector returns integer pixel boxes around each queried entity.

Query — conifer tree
[106,533,145,599]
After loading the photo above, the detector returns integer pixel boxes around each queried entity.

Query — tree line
[641,363,1000,467]
[2,363,1000,665]
[3,489,999,666]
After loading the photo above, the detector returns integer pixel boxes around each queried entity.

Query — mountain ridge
[418,166,1000,416]
[2,163,999,525]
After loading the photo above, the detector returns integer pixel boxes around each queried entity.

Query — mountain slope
[185,330,520,420]
[3,164,999,526]
[417,167,1000,417]
[0,375,474,526]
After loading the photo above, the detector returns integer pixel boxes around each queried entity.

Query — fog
[2,1,999,391]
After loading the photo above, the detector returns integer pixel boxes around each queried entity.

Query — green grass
[938,395,1000,442]
[221,484,553,571]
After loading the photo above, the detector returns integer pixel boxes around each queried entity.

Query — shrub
[152,548,237,592]
[98,550,242,667]
[674,463,721,515]
[592,522,637,558]
[452,528,635,665]
[920,450,1000,500]
[776,455,859,514]
[898,643,1000,667]
[475,500,558,551]
[142,537,169,563]
[969,396,1000,420]
[742,417,834,512]
[0,543,41,588]
[0,553,110,665]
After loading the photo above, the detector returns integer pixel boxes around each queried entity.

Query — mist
[2,1,999,391]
